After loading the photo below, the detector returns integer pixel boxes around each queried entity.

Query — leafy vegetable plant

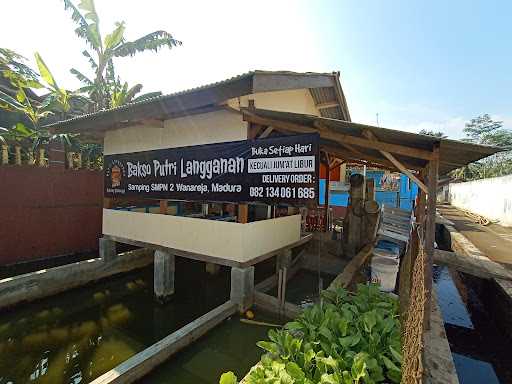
[220,284,401,384]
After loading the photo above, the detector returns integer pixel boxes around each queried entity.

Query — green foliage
[62,0,181,111]
[418,129,447,138]
[221,284,401,384]
[219,371,238,384]
[451,114,512,181]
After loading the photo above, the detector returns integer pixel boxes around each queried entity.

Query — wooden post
[238,204,248,223]
[339,163,347,183]
[159,200,168,214]
[424,145,439,329]
[77,152,82,168]
[324,160,330,232]
[366,178,376,201]
[104,198,114,209]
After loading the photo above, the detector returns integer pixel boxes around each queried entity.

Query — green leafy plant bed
[220,284,401,384]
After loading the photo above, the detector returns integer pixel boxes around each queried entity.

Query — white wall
[104,88,322,156]
[104,109,246,155]
[449,175,512,227]
[103,210,302,265]
[228,89,320,115]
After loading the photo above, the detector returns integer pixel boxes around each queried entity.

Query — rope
[401,240,427,384]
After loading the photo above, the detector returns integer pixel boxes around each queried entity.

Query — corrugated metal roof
[310,87,337,104]
[45,71,257,130]
[46,70,349,133]
[242,108,503,175]
[309,86,346,120]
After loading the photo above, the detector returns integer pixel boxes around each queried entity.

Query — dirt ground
[438,204,512,265]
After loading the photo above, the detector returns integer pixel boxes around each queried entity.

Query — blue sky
[308,0,512,137]
[3,1,511,138]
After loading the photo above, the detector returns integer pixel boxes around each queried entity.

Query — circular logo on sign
[105,159,126,188]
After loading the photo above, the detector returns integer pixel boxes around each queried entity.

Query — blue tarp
[319,173,418,211]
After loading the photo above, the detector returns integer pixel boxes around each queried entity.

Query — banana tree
[63,0,181,111]
[0,52,82,162]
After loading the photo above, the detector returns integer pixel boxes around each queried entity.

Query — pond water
[142,310,283,383]
[433,265,511,384]
[0,259,230,384]
[268,269,336,307]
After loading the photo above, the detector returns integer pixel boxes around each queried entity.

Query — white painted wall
[103,209,301,264]
[104,109,246,155]
[228,89,320,115]
[104,88,321,156]
[449,175,512,227]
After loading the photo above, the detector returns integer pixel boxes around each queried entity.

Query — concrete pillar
[99,237,116,262]
[276,249,292,272]
[230,266,254,312]
[154,250,175,301]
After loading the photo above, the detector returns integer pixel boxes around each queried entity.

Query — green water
[142,310,283,383]
[269,269,336,307]
[0,259,230,384]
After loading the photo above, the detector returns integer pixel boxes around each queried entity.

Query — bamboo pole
[27,149,34,165]
[14,145,21,165]
[1,144,8,165]
[38,148,46,167]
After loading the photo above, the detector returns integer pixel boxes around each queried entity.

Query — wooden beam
[328,244,374,289]
[321,144,423,171]
[242,112,434,160]
[321,145,402,172]
[315,101,339,109]
[424,145,439,330]
[314,120,434,160]
[258,126,274,139]
[434,249,512,281]
[238,204,248,223]
[363,130,429,193]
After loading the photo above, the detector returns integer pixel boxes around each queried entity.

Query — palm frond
[34,52,59,90]
[0,48,39,80]
[76,84,96,94]
[104,22,126,50]
[113,31,182,57]
[105,59,116,87]
[70,68,93,86]
[0,89,25,111]
[63,0,102,50]
[82,50,98,69]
